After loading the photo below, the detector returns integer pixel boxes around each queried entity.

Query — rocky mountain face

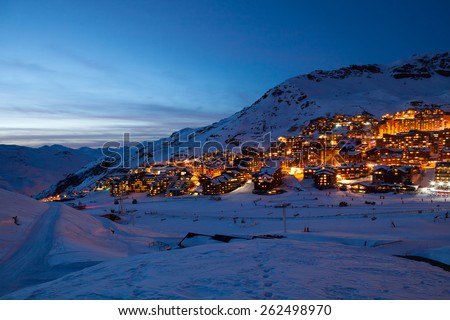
[391,52,450,79]
[36,52,450,198]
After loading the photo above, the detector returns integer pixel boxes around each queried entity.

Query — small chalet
[336,163,369,180]
[201,169,247,195]
[371,165,413,185]
[303,166,320,178]
[350,181,416,193]
[253,167,283,193]
[314,168,336,189]
[148,176,171,196]
[165,180,189,197]
[176,169,194,181]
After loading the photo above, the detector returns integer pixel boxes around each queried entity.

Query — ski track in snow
[0,203,98,297]
[0,204,61,296]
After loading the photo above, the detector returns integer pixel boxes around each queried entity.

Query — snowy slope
[0,188,49,262]
[5,239,450,300]
[2,180,450,299]
[0,144,101,196]
[0,188,171,297]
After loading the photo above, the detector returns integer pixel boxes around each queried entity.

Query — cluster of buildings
[105,166,190,197]
[94,105,450,197]
[102,158,282,197]
[272,106,450,168]
[200,168,249,195]
[266,106,450,192]
[302,163,419,192]
[378,107,450,136]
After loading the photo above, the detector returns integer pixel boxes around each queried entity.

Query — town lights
[288,167,302,175]
[430,181,436,186]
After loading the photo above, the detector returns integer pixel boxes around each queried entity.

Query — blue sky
[1,0,449,147]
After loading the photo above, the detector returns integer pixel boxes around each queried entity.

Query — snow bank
[0,188,49,261]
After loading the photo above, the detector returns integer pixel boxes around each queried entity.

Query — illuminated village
[45,104,450,202]
[2,1,449,304]
[8,102,450,301]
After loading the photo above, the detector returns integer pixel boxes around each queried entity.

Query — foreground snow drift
[1,183,450,299]
[0,189,168,297]
[4,239,449,299]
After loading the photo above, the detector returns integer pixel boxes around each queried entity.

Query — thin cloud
[48,46,119,74]
[0,57,57,74]
[6,100,230,123]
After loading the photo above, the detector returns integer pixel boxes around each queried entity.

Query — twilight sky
[1,0,449,147]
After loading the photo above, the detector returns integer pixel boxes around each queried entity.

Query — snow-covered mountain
[37,52,450,198]
[0,144,101,196]
[185,51,449,145]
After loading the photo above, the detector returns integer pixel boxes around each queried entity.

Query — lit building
[378,107,450,136]
[380,153,403,166]
[366,147,403,162]
[314,168,336,189]
[404,147,431,164]
[201,168,247,195]
[233,156,261,173]
[336,163,370,180]
[435,162,450,182]
[371,165,413,185]
[440,148,450,161]
[303,166,320,178]
[253,167,283,193]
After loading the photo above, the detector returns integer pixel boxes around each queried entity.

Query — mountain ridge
[176,51,449,146]
[0,144,101,196]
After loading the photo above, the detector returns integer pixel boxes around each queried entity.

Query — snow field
[1,179,449,299]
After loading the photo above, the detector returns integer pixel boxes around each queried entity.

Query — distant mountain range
[0,144,101,196]
[31,52,450,198]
